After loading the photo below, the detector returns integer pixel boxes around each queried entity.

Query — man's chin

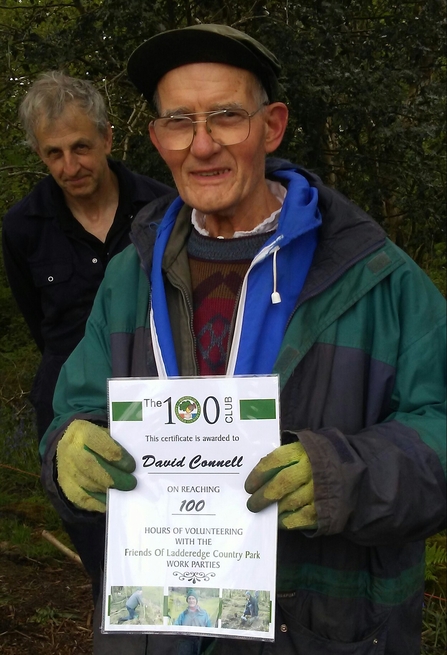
[63,182,95,198]
[181,186,236,217]
[185,198,235,220]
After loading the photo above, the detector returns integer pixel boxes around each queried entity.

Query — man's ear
[149,122,162,153]
[264,102,289,154]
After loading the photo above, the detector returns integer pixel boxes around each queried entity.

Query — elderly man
[40,25,445,655]
[2,71,172,602]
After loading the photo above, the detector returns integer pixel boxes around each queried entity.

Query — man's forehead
[35,107,100,147]
[156,62,258,110]
[37,104,96,132]
[159,61,256,87]
[37,132,94,154]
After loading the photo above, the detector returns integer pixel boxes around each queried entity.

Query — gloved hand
[56,419,137,512]
[245,441,317,529]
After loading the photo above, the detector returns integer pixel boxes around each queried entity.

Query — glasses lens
[152,108,255,150]
[153,116,193,150]
[208,109,250,146]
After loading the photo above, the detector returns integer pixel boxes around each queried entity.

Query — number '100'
[180,500,205,512]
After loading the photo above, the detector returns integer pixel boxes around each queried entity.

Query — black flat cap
[127,23,281,104]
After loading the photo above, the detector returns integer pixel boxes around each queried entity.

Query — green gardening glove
[56,419,137,512]
[245,441,317,530]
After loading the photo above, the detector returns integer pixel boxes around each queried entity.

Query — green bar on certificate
[239,398,276,420]
[112,401,143,421]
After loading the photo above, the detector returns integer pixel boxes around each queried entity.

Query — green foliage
[1,0,445,239]
[422,242,446,297]
[29,605,79,625]
[0,343,40,469]
[423,533,447,654]
[425,533,447,590]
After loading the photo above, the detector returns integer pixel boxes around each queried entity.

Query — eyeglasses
[150,104,268,151]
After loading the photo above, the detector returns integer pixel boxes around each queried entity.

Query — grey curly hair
[19,71,109,150]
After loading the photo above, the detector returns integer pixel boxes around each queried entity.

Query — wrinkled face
[35,104,112,201]
[187,595,198,609]
[149,62,287,230]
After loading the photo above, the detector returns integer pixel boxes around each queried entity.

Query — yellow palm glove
[56,419,137,512]
[245,441,317,529]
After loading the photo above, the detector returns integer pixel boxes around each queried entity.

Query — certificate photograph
[221,589,271,633]
[109,586,164,625]
[168,587,219,628]
[102,375,280,640]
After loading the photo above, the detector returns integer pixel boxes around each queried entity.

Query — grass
[423,532,447,654]
[0,391,66,557]
[0,458,72,561]
[422,592,446,654]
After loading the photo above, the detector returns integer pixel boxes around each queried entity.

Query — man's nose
[63,152,81,175]
[189,120,221,157]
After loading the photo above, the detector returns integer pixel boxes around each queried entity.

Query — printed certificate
[103,375,280,641]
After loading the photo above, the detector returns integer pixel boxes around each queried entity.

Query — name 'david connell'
[141,454,244,469]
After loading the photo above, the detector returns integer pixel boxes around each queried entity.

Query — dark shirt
[2,159,172,356]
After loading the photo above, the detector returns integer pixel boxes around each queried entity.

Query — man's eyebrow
[159,107,191,118]
[71,138,92,148]
[42,138,92,155]
[159,102,245,118]
[211,102,245,111]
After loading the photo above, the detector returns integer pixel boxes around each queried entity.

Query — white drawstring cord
[271,247,282,304]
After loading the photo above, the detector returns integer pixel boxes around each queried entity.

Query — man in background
[2,71,173,601]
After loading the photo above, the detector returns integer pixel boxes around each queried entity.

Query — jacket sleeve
[2,210,45,351]
[297,260,446,545]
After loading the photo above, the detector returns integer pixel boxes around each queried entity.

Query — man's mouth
[194,168,230,177]
[65,174,90,182]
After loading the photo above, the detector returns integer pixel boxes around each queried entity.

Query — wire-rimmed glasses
[150,103,268,151]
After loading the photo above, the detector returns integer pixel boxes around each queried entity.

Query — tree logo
[175,396,201,423]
